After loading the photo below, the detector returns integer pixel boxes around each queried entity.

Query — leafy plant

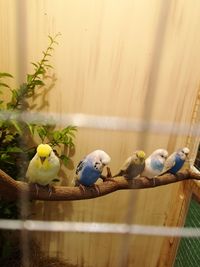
[0,33,77,260]
[0,33,77,216]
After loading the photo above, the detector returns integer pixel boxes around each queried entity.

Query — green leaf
[44,54,51,57]
[18,83,28,94]
[53,131,62,141]
[0,72,13,78]
[27,74,33,83]
[7,146,23,153]
[32,80,45,86]
[67,131,76,138]
[27,124,35,135]
[4,134,14,143]
[44,64,53,69]
[59,154,69,166]
[31,62,39,69]
[1,153,10,160]
[48,35,54,43]
[10,120,22,135]
[11,89,18,99]
[35,68,45,76]
[37,126,47,141]
[0,82,10,88]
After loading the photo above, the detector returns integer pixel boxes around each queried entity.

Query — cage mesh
[174,198,200,267]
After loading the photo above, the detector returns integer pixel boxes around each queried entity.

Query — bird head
[93,150,111,166]
[37,144,52,164]
[179,147,190,160]
[182,147,190,156]
[93,160,104,172]
[135,150,146,163]
[153,149,168,162]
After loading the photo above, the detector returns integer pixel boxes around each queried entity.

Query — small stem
[10,34,59,109]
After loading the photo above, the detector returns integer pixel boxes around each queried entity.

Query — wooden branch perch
[0,168,199,201]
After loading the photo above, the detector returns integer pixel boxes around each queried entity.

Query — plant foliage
[0,34,77,219]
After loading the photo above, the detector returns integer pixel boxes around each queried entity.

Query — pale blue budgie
[74,149,111,188]
[26,144,60,188]
[141,149,168,178]
[113,150,146,179]
[160,147,190,175]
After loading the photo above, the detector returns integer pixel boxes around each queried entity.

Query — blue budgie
[160,147,190,175]
[141,149,168,178]
[74,150,111,188]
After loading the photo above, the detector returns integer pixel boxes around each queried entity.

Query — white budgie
[141,149,168,178]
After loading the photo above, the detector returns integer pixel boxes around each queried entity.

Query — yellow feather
[136,150,146,159]
[37,144,52,157]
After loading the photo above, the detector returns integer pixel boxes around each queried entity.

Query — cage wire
[1,1,200,267]
[173,149,200,266]
[0,89,198,257]
[173,76,200,267]
[0,64,199,261]
[174,198,200,267]
[15,1,30,267]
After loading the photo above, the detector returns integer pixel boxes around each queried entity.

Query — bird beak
[40,157,46,164]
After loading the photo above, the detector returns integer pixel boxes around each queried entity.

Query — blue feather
[78,160,101,186]
[150,159,164,172]
[168,155,184,174]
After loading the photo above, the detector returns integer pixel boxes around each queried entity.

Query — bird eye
[94,162,98,169]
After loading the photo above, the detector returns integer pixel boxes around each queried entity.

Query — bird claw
[79,184,87,193]
[100,174,107,182]
[103,177,116,183]
[100,167,115,182]
[78,184,100,195]
[33,183,53,198]
[144,176,156,186]
[106,167,112,178]
[47,185,53,197]
[35,184,39,197]
[93,184,100,195]
[100,174,114,182]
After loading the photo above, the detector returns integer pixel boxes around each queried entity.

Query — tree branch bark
[0,168,199,201]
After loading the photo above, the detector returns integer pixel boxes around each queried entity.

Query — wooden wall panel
[1,0,200,266]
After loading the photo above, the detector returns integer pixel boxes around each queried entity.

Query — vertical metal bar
[15,1,30,267]
[117,1,172,266]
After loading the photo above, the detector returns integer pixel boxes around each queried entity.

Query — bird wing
[120,156,133,172]
[26,156,36,181]
[75,158,86,175]
[162,153,176,173]
[72,158,86,185]
[112,156,132,177]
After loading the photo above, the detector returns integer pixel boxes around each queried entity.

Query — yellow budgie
[26,144,60,191]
